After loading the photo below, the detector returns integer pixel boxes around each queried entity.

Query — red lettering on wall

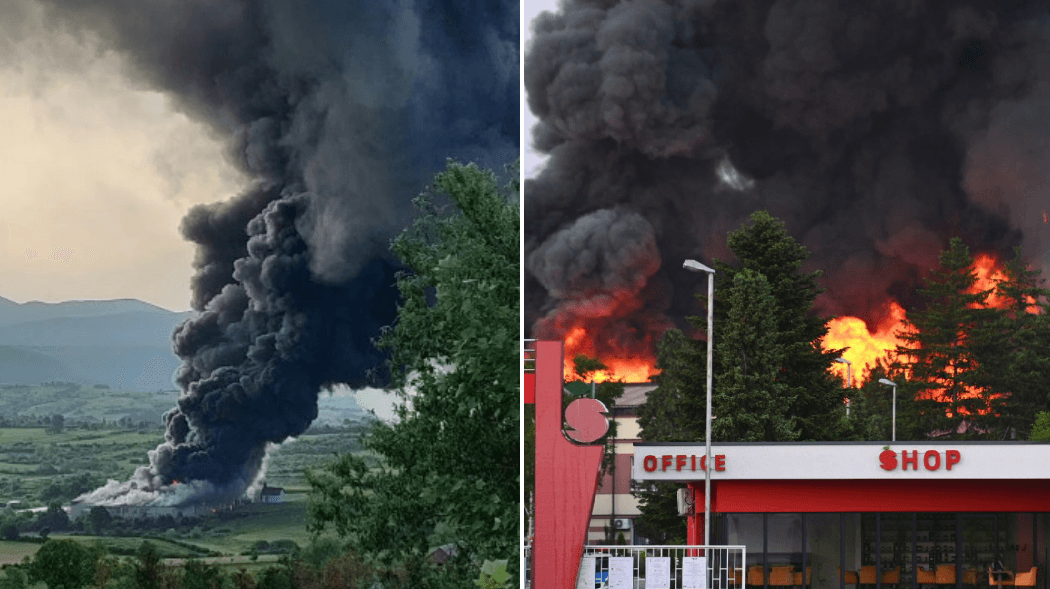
[946,450,960,470]
[879,449,898,470]
[924,450,941,470]
[700,455,707,471]
[901,450,919,471]
[691,455,696,471]
[662,455,672,471]
[676,455,687,471]
[715,454,726,471]
[643,455,657,472]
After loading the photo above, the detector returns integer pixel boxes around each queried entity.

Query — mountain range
[0,296,193,391]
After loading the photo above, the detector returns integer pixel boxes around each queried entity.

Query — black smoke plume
[525,0,1050,367]
[43,0,518,506]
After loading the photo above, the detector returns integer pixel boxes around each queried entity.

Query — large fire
[562,326,658,383]
[824,300,910,386]
[822,252,1035,387]
[557,253,1034,387]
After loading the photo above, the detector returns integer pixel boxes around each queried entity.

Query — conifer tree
[894,237,996,435]
[711,270,798,441]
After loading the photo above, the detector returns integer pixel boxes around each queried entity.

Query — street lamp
[834,358,852,416]
[683,259,715,547]
[878,378,897,442]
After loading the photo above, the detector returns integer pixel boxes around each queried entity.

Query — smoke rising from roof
[38,0,517,506]
[525,0,1049,359]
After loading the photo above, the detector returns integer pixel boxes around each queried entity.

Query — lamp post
[834,358,852,416]
[683,259,715,547]
[878,378,897,442]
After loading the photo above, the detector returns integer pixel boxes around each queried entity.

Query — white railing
[578,545,746,589]
[524,339,536,373]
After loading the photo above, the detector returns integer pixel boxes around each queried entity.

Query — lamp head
[683,259,715,274]
[878,378,897,387]
[834,358,850,365]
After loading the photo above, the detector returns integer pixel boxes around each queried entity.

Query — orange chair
[1013,568,1038,587]
[936,564,956,585]
[793,567,813,588]
[860,566,878,586]
[883,566,901,586]
[916,567,936,586]
[770,566,795,587]
[749,566,766,586]
[839,568,859,585]
[963,569,978,585]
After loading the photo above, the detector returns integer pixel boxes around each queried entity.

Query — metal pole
[892,384,896,442]
[705,270,714,548]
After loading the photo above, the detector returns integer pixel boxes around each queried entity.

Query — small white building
[258,483,285,504]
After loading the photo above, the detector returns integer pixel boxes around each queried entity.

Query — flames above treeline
[562,253,1035,387]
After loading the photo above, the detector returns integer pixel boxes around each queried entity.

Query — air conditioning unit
[613,518,632,530]
[676,488,695,516]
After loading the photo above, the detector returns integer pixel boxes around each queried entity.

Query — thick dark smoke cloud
[525,0,1049,362]
[54,0,517,506]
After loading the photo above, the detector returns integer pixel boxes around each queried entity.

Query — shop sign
[879,448,960,471]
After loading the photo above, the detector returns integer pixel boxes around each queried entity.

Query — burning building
[28,0,518,508]
[525,1,1050,382]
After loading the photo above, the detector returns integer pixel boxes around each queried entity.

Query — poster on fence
[576,556,596,589]
[682,556,708,589]
[608,556,634,589]
[646,556,672,589]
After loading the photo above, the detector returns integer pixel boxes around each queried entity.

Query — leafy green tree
[134,542,166,589]
[35,503,70,532]
[0,567,28,589]
[894,238,998,436]
[87,506,112,536]
[181,559,224,589]
[1030,411,1050,441]
[307,160,518,580]
[28,540,93,589]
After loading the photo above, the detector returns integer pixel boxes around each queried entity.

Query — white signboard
[682,556,707,589]
[646,556,672,589]
[608,556,633,589]
[633,443,1050,480]
[576,556,595,589]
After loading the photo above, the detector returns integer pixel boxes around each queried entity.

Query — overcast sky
[0,0,249,312]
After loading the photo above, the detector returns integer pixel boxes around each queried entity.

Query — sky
[523,0,557,180]
[0,0,250,313]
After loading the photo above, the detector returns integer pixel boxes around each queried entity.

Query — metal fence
[576,545,747,589]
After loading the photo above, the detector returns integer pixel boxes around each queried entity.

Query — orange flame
[969,253,1008,309]
[562,326,658,383]
[824,301,910,386]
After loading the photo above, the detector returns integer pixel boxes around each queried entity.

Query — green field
[0,539,40,565]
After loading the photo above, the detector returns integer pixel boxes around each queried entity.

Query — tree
[35,503,70,532]
[894,238,998,436]
[635,211,845,540]
[711,270,798,441]
[182,558,224,589]
[980,248,1050,437]
[87,506,112,536]
[1030,412,1050,441]
[306,160,518,579]
[28,540,94,589]
[46,414,64,435]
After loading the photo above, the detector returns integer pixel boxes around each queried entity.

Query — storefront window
[806,514,839,589]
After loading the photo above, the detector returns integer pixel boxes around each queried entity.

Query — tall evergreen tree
[984,248,1050,437]
[711,270,798,441]
[714,211,845,440]
[894,237,997,436]
[634,211,844,541]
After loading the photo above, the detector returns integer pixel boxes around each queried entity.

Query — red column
[533,341,607,589]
